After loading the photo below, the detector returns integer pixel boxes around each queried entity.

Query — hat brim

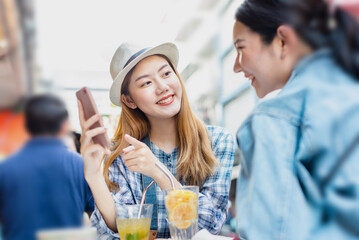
[109,42,179,107]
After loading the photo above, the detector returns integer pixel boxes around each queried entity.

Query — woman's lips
[157,95,174,105]
[249,76,256,85]
[245,75,255,85]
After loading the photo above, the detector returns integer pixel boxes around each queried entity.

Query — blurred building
[1,0,251,191]
[0,0,34,158]
[0,0,253,169]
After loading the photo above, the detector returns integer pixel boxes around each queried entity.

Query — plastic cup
[116,204,153,240]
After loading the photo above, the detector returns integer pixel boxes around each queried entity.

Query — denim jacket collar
[285,48,332,88]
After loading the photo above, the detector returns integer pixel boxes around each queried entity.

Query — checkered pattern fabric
[91,126,235,239]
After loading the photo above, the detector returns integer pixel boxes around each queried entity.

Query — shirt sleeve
[197,127,235,234]
[90,156,141,239]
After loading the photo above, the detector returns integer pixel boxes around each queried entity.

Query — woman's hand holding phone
[78,100,111,181]
[77,99,117,232]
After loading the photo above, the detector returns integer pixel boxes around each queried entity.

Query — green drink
[116,218,151,240]
[116,204,153,240]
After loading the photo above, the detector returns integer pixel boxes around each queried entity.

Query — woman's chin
[254,88,266,99]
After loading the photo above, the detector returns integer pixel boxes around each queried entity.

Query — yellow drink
[116,218,151,240]
[165,189,198,229]
[164,186,199,240]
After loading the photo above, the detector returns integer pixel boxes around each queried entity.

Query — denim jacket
[236,50,359,240]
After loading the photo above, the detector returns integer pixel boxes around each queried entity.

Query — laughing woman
[78,42,235,239]
[232,0,359,239]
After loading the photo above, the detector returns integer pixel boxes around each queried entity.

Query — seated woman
[78,41,235,239]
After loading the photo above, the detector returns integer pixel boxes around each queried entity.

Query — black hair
[235,0,359,80]
[25,94,68,136]
[71,131,81,153]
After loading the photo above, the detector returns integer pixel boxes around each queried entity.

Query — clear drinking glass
[164,186,199,240]
[116,204,153,240]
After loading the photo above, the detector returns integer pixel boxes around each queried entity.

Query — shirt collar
[287,48,332,85]
[25,137,66,148]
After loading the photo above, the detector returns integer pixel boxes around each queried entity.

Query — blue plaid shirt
[91,126,235,239]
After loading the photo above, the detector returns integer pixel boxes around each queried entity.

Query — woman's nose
[156,79,170,95]
[233,54,242,73]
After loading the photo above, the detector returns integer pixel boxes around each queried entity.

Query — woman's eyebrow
[135,64,170,82]
[234,38,244,47]
[135,74,150,82]
[158,64,169,72]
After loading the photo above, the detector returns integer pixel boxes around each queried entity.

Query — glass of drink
[116,204,153,240]
[164,186,199,240]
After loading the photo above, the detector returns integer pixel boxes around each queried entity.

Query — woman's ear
[276,25,298,60]
[121,94,137,109]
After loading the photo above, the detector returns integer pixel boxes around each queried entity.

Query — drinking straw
[155,162,175,190]
[138,180,154,219]
[137,162,176,219]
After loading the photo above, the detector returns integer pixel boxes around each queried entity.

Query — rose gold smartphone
[76,87,110,148]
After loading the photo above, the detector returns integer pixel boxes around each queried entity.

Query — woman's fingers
[124,158,137,167]
[122,148,146,160]
[124,160,143,173]
[82,144,105,157]
[124,134,146,149]
[81,127,106,147]
[83,114,101,132]
[123,145,135,153]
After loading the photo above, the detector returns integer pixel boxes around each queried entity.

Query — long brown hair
[103,55,218,191]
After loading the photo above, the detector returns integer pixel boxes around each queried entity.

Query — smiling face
[232,21,290,98]
[122,55,182,121]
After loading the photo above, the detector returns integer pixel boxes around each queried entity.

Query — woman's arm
[90,157,143,239]
[77,101,118,232]
[85,175,117,231]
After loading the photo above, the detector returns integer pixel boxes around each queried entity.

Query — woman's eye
[141,81,151,87]
[163,71,171,78]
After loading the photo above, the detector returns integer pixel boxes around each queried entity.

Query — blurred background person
[0,94,94,240]
[232,0,359,239]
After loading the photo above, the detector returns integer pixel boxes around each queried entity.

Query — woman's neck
[148,117,177,154]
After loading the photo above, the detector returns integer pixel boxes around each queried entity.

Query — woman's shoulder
[206,125,235,147]
[206,125,230,136]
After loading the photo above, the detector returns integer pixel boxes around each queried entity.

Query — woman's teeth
[248,75,254,81]
[157,95,173,104]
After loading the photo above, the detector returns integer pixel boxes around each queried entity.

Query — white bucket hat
[109,41,179,106]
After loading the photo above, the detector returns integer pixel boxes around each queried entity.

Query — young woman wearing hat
[232,0,359,239]
[78,42,235,239]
